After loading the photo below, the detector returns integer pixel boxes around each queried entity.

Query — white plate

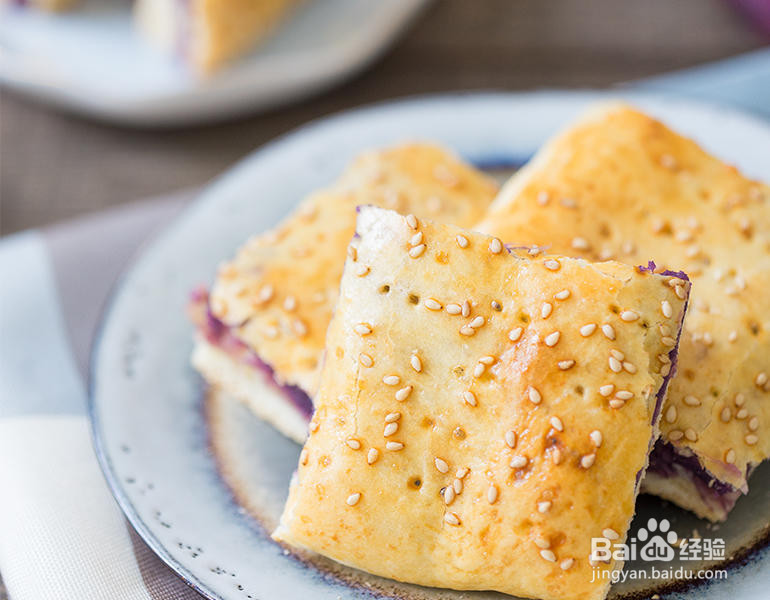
[89,91,770,600]
[0,0,428,126]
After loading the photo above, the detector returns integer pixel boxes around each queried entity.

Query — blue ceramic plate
[89,92,770,600]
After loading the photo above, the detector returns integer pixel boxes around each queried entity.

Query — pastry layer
[275,206,690,600]
[207,143,497,397]
[475,103,770,519]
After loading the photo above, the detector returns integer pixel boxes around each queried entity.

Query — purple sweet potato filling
[188,288,313,419]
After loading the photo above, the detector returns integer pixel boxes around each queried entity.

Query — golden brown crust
[209,143,498,395]
[192,0,300,72]
[274,207,689,600]
[476,103,770,502]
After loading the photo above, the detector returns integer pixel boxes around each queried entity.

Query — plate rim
[87,89,770,600]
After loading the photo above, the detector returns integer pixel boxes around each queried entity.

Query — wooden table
[1,0,766,235]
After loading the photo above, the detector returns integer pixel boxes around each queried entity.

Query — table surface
[1,0,767,236]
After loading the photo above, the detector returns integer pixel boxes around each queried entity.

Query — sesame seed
[359,353,374,367]
[443,486,456,505]
[347,246,358,260]
[554,289,571,300]
[534,536,550,549]
[581,454,596,469]
[603,528,620,540]
[749,416,759,431]
[385,412,401,423]
[590,430,603,447]
[346,493,361,506]
[264,325,279,339]
[660,154,677,169]
[540,550,556,562]
[367,448,379,464]
[601,324,616,340]
[456,235,469,248]
[459,325,476,336]
[609,399,625,409]
[473,363,486,378]
[599,384,614,397]
[561,197,577,209]
[487,485,499,504]
[444,512,461,526]
[756,372,768,387]
[728,330,738,343]
[410,231,423,246]
[385,441,404,451]
[355,264,370,277]
[300,448,309,465]
[620,310,639,322]
[469,316,485,328]
[558,359,575,370]
[736,408,748,419]
[405,214,418,229]
[720,407,731,423]
[505,430,517,448]
[580,323,597,337]
[293,318,308,337]
[462,391,477,407]
[456,467,469,479]
[395,385,413,402]
[571,237,590,250]
[610,349,625,360]
[560,559,574,571]
[409,244,426,258]
[411,354,423,372]
[675,285,687,300]
[510,455,528,469]
[660,363,671,376]
[489,238,503,254]
[509,327,523,342]
[527,386,542,404]
[735,393,746,407]
[383,422,399,437]
[424,298,442,311]
[435,457,449,473]
[537,191,550,205]
[491,300,502,311]
[668,430,684,442]
[550,416,564,431]
[666,406,678,423]
[283,296,297,312]
[462,301,471,318]
[623,361,637,374]
[615,390,633,400]
[745,434,758,446]
[725,449,736,464]
[258,284,274,303]
[528,246,543,256]
[308,421,319,433]
[446,303,462,315]
[661,336,676,347]
[453,479,463,494]
[354,323,372,336]
[544,259,561,271]
[479,355,495,365]
[659,353,671,364]
[383,375,401,386]
[608,356,622,372]
[684,395,701,407]
[346,438,361,450]
[544,331,561,347]
[552,448,563,465]
[541,302,553,319]
[538,500,552,513]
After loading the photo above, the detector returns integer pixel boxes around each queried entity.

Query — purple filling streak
[189,289,313,419]
[648,442,737,497]
[633,261,690,488]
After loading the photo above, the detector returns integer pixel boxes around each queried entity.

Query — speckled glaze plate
[89,92,770,600]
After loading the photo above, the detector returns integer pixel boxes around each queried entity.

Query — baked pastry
[190,144,498,442]
[134,0,300,72]
[475,103,770,521]
[274,206,689,600]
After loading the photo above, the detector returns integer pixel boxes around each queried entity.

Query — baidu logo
[637,518,677,561]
